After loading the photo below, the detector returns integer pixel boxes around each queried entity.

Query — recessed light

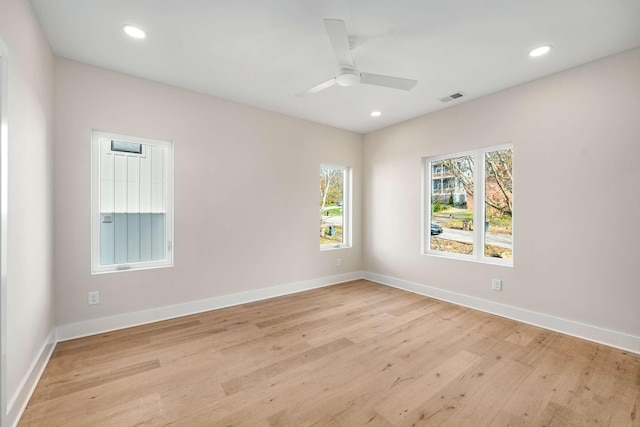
[371,111,381,117]
[123,25,146,39]
[529,45,552,57]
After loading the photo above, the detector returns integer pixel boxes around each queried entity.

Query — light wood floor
[20,280,640,426]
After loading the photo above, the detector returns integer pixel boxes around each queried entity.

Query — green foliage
[432,198,445,212]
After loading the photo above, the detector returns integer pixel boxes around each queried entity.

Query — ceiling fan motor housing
[336,67,360,87]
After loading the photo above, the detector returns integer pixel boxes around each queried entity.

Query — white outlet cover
[492,279,502,291]
[88,291,100,305]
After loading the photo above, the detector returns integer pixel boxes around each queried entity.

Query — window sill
[423,251,513,267]
[320,244,351,251]
[91,262,174,275]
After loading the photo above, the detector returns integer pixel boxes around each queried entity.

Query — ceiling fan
[297,19,418,97]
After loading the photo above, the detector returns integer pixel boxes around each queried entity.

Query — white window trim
[422,143,513,267]
[320,164,352,250]
[91,130,174,274]
[0,39,9,427]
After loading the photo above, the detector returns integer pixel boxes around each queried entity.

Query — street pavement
[321,215,343,226]
[322,212,512,249]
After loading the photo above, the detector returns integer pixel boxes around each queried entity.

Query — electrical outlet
[88,291,100,305]
[492,279,502,291]
[336,258,341,267]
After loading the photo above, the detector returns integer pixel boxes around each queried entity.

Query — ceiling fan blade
[323,19,354,68]
[296,78,337,97]
[360,72,418,91]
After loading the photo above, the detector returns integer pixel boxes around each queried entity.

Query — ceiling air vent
[440,92,465,103]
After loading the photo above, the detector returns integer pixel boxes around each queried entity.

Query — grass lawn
[322,207,343,217]
[487,214,512,234]
[444,212,474,230]
[434,206,512,235]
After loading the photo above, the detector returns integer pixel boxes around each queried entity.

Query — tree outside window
[425,145,513,265]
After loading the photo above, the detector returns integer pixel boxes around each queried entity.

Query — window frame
[0,41,9,427]
[320,164,351,251]
[422,143,513,267]
[91,130,174,274]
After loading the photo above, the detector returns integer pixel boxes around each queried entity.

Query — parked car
[337,200,343,207]
[430,223,443,235]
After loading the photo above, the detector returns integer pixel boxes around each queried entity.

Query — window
[320,165,350,249]
[111,140,142,154]
[423,144,513,266]
[91,131,174,273]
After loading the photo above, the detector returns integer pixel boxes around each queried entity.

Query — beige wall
[54,58,362,326]
[363,48,640,337]
[0,0,56,414]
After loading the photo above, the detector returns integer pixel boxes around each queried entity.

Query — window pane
[429,155,474,255]
[100,138,167,265]
[320,166,344,246]
[111,140,142,154]
[484,148,513,259]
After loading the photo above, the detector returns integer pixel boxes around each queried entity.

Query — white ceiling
[29,0,640,134]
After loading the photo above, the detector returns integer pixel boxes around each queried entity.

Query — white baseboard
[364,271,640,355]
[7,329,56,427]
[21,269,637,427]
[56,271,364,342]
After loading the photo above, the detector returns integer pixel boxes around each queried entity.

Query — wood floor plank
[19,280,640,426]
[375,350,481,424]
[28,359,161,406]
[221,337,354,395]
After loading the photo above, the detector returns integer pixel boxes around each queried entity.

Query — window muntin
[424,145,513,266]
[320,165,350,249]
[92,131,174,273]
